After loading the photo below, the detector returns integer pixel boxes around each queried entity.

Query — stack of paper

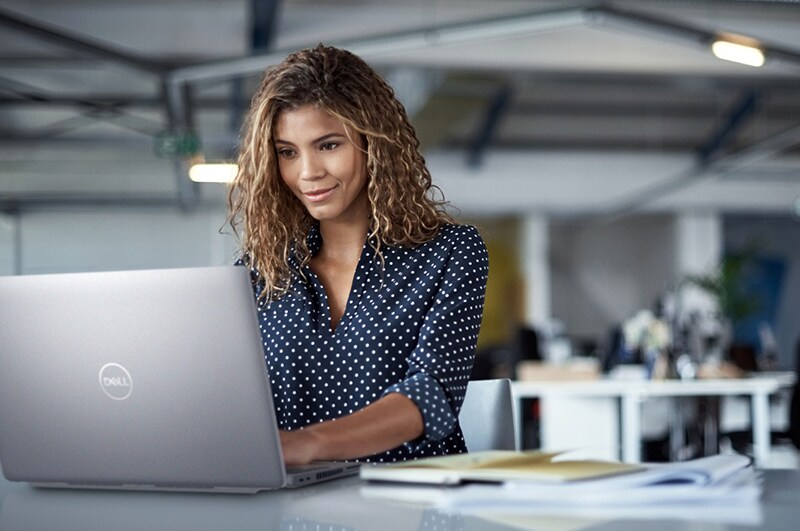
[442,454,760,508]
[361,452,761,519]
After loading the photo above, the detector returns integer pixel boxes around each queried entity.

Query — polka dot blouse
[244,223,488,463]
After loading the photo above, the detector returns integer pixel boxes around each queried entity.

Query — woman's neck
[317,216,370,264]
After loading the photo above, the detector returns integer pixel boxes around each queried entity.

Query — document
[360,450,644,485]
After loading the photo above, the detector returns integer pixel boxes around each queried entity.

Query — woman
[227,44,488,465]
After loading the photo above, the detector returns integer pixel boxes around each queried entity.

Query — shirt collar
[305,223,323,257]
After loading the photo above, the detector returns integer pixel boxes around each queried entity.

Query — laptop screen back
[0,266,286,491]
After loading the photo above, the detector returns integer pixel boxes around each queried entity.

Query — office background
[1,0,799,371]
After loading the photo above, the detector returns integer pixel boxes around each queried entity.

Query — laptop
[0,266,359,493]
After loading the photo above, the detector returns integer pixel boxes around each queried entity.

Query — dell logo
[99,363,133,400]
[102,376,130,387]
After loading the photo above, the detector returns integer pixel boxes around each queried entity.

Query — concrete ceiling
[1,0,799,217]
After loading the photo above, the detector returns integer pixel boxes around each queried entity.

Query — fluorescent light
[711,38,764,67]
[189,163,238,183]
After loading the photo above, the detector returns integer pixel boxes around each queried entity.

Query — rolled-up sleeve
[382,225,488,449]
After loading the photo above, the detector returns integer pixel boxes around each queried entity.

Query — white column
[0,212,18,276]
[674,212,722,314]
[521,214,550,329]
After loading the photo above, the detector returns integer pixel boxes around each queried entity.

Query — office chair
[459,378,518,452]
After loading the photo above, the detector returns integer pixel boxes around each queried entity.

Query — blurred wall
[550,214,677,345]
[725,214,800,369]
[2,206,236,275]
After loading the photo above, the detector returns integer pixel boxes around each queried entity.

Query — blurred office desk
[0,471,798,531]
[512,374,793,466]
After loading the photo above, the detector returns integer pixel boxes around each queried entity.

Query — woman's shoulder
[429,223,486,252]
[398,224,487,268]
[437,223,482,239]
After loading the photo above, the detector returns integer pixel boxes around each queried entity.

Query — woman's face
[274,105,369,225]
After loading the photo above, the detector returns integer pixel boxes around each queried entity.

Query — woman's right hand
[279,428,322,466]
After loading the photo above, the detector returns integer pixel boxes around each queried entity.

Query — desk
[0,471,798,530]
[512,375,793,466]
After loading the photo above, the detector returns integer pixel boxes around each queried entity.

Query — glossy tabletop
[0,469,798,531]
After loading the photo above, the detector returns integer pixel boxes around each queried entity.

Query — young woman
[227,44,488,465]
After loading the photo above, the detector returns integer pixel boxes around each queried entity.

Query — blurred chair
[789,339,800,450]
[459,378,518,452]
[790,381,799,450]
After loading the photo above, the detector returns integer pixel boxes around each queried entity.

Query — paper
[360,450,644,485]
[361,453,762,521]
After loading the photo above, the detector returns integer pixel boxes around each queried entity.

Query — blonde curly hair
[227,44,455,301]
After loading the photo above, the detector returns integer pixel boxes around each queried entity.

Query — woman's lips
[303,186,337,203]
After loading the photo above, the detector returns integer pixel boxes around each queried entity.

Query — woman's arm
[279,392,423,465]
[379,225,488,451]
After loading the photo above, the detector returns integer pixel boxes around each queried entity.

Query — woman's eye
[320,142,338,151]
[277,148,294,158]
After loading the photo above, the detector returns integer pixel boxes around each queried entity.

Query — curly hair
[227,44,455,301]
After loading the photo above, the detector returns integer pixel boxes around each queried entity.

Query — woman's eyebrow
[274,132,346,146]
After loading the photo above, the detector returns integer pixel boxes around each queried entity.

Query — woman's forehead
[273,105,361,144]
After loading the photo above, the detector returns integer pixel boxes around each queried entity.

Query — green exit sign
[154,130,200,158]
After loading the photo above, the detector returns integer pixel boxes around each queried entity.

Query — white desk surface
[511,373,793,397]
[511,373,795,466]
[0,470,798,530]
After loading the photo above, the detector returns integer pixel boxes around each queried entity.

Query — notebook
[0,266,359,493]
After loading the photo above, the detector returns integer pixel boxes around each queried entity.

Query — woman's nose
[299,152,324,181]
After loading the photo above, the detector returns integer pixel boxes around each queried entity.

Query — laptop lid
[0,266,289,492]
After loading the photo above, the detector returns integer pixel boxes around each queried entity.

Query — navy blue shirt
[248,224,488,462]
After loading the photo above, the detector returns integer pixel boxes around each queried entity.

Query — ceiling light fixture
[188,163,238,183]
[711,35,765,67]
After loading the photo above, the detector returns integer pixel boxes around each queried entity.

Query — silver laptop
[0,266,359,493]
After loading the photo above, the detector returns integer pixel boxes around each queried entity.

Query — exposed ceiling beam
[602,121,800,219]
[228,0,282,136]
[592,4,800,70]
[467,84,512,168]
[166,5,587,85]
[166,2,800,87]
[251,0,281,52]
[0,193,188,213]
[0,6,168,74]
[713,122,800,171]
[0,5,204,209]
[698,90,761,164]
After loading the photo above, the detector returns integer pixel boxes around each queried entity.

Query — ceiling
[1,0,800,217]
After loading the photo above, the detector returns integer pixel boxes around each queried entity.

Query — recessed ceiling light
[188,163,238,183]
[711,35,765,67]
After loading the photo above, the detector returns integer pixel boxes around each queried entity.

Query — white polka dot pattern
[243,224,488,462]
